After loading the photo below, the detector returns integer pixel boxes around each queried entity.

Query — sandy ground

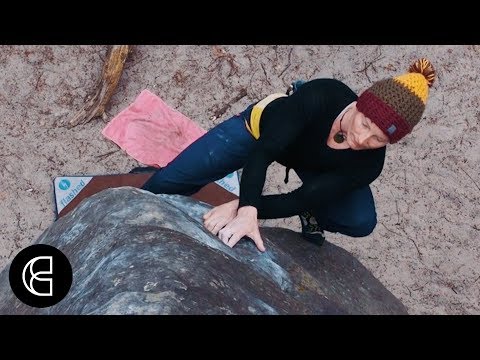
[0,45,478,315]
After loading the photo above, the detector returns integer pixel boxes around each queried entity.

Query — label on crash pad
[54,177,93,213]
[214,171,240,196]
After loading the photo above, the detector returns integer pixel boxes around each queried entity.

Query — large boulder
[0,187,407,314]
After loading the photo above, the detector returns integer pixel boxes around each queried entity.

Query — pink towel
[102,89,207,167]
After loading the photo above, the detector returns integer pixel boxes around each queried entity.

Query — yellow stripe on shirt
[245,93,288,139]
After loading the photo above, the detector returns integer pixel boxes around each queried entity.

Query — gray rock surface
[0,187,407,314]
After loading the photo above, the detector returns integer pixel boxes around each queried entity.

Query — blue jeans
[141,106,377,237]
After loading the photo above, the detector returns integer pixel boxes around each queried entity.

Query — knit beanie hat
[356,58,436,144]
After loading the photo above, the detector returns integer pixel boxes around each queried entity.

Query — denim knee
[349,216,377,237]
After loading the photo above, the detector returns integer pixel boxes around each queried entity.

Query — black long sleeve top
[238,78,386,219]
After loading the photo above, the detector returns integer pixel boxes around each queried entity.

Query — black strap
[284,167,291,184]
[286,84,293,96]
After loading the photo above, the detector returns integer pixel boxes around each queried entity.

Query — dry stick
[95,149,120,161]
[354,49,385,82]
[3,164,12,175]
[209,46,238,77]
[261,63,271,86]
[13,213,22,249]
[35,72,44,90]
[68,45,130,128]
[13,236,21,249]
[395,200,400,224]
[459,167,480,192]
[213,88,248,120]
[15,212,22,231]
[273,46,279,63]
[379,222,423,259]
[444,214,480,232]
[412,280,429,292]
[249,69,259,92]
[279,47,294,78]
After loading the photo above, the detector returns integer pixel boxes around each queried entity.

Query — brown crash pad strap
[56,173,238,219]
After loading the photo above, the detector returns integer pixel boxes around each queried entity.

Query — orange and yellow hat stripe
[393,73,429,105]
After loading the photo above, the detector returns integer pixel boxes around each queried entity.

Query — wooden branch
[68,45,129,127]
[212,88,248,120]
